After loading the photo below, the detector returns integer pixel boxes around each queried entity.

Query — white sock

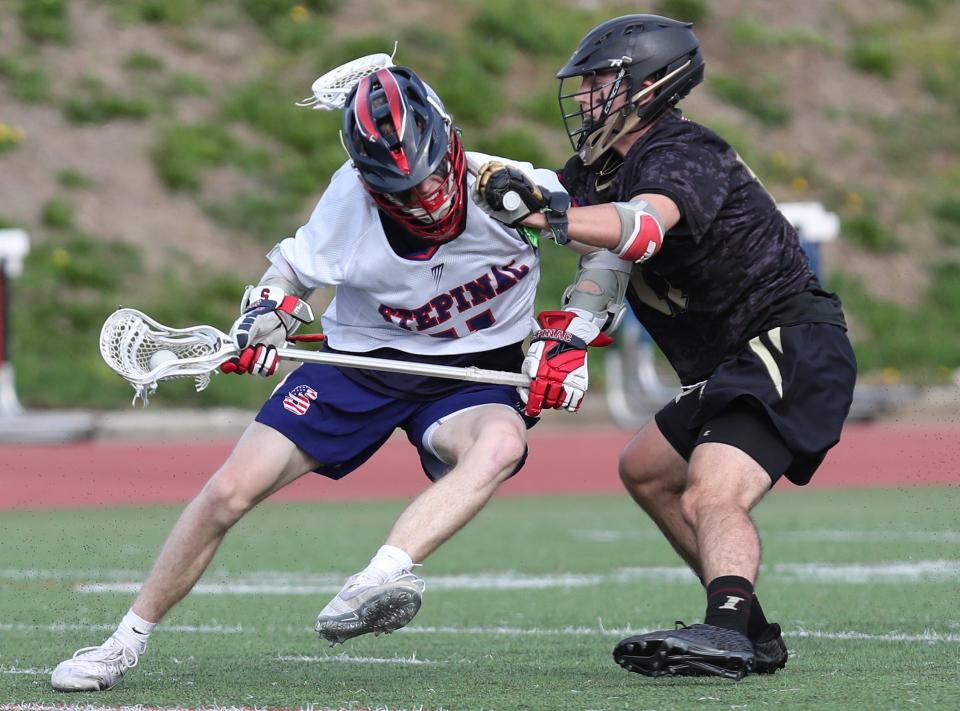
[114,609,156,655]
[366,544,414,579]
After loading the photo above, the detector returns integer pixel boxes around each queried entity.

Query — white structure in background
[0,229,95,442]
[0,228,28,415]
[604,202,906,427]
[778,201,840,278]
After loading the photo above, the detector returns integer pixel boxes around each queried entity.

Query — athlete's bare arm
[525,193,680,254]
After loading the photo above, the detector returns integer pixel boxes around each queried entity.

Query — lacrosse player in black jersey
[472,14,857,679]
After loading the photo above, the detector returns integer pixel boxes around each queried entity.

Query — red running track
[0,423,957,510]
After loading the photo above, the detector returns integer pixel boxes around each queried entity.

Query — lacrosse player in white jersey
[51,65,628,692]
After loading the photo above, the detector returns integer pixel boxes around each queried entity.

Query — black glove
[472,162,570,244]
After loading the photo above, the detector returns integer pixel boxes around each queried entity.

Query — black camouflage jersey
[560,110,846,385]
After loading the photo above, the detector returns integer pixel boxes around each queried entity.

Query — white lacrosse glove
[221,285,313,377]
[520,310,613,417]
[472,161,571,244]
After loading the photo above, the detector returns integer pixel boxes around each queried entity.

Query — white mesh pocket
[296,51,395,110]
[99,309,231,405]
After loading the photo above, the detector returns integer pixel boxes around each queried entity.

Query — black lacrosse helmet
[557,14,704,164]
[343,66,467,242]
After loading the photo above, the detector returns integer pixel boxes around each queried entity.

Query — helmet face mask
[343,67,467,242]
[557,14,705,165]
[375,138,466,240]
[559,70,634,155]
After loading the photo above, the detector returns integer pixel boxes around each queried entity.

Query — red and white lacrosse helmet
[343,67,467,242]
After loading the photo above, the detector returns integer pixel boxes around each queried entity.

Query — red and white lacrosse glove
[220,285,314,377]
[520,310,613,417]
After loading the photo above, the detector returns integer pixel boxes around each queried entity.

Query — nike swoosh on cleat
[132,628,147,635]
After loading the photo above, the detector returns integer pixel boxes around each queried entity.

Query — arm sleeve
[266,162,363,288]
[465,150,567,195]
[562,249,632,332]
[258,255,313,300]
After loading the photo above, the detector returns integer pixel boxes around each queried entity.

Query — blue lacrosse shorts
[255,363,535,481]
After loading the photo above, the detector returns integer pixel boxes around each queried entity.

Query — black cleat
[752,623,788,674]
[611,628,670,676]
[614,622,755,680]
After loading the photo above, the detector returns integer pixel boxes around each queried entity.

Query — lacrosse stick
[296,43,398,111]
[100,308,529,406]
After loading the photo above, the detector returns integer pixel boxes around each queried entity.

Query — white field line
[0,706,300,711]
[767,560,960,581]
[0,707,267,711]
[0,706,438,711]
[278,652,438,665]
[2,623,957,647]
[572,529,960,543]
[0,623,242,634]
[398,625,960,643]
[48,559,960,595]
[0,569,146,581]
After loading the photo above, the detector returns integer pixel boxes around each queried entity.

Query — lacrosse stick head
[296,44,397,111]
[99,308,236,406]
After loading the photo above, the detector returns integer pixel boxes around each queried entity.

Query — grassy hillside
[2,0,960,408]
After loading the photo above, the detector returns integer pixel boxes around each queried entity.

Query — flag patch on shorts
[283,384,318,415]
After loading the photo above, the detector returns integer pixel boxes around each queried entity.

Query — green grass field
[2,487,958,710]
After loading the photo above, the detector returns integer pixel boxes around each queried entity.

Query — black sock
[747,593,771,640]
[704,575,754,636]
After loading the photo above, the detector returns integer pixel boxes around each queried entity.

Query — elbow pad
[613,200,665,262]
[561,250,631,333]
[263,244,314,300]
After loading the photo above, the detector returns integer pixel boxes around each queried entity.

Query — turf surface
[2,487,958,709]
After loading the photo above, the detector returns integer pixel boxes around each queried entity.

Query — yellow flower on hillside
[290,5,310,23]
[880,367,900,384]
[0,122,24,149]
[52,248,71,268]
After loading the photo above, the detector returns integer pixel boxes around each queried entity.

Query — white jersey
[269,153,562,356]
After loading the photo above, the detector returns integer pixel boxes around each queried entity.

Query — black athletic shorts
[654,323,857,486]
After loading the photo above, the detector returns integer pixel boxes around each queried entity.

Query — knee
[618,451,653,491]
[198,468,257,527]
[619,452,677,501]
[680,479,746,530]
[679,486,702,530]
[472,421,526,482]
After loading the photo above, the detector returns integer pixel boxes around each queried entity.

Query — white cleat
[315,570,425,646]
[50,636,139,692]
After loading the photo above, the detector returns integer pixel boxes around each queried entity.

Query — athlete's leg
[615,420,788,679]
[680,442,770,584]
[52,422,318,691]
[315,404,526,645]
[385,404,526,561]
[614,443,768,681]
[133,421,319,622]
[618,419,702,576]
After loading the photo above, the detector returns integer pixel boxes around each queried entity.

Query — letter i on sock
[704,575,754,636]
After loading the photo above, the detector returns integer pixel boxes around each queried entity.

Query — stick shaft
[275,347,530,388]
